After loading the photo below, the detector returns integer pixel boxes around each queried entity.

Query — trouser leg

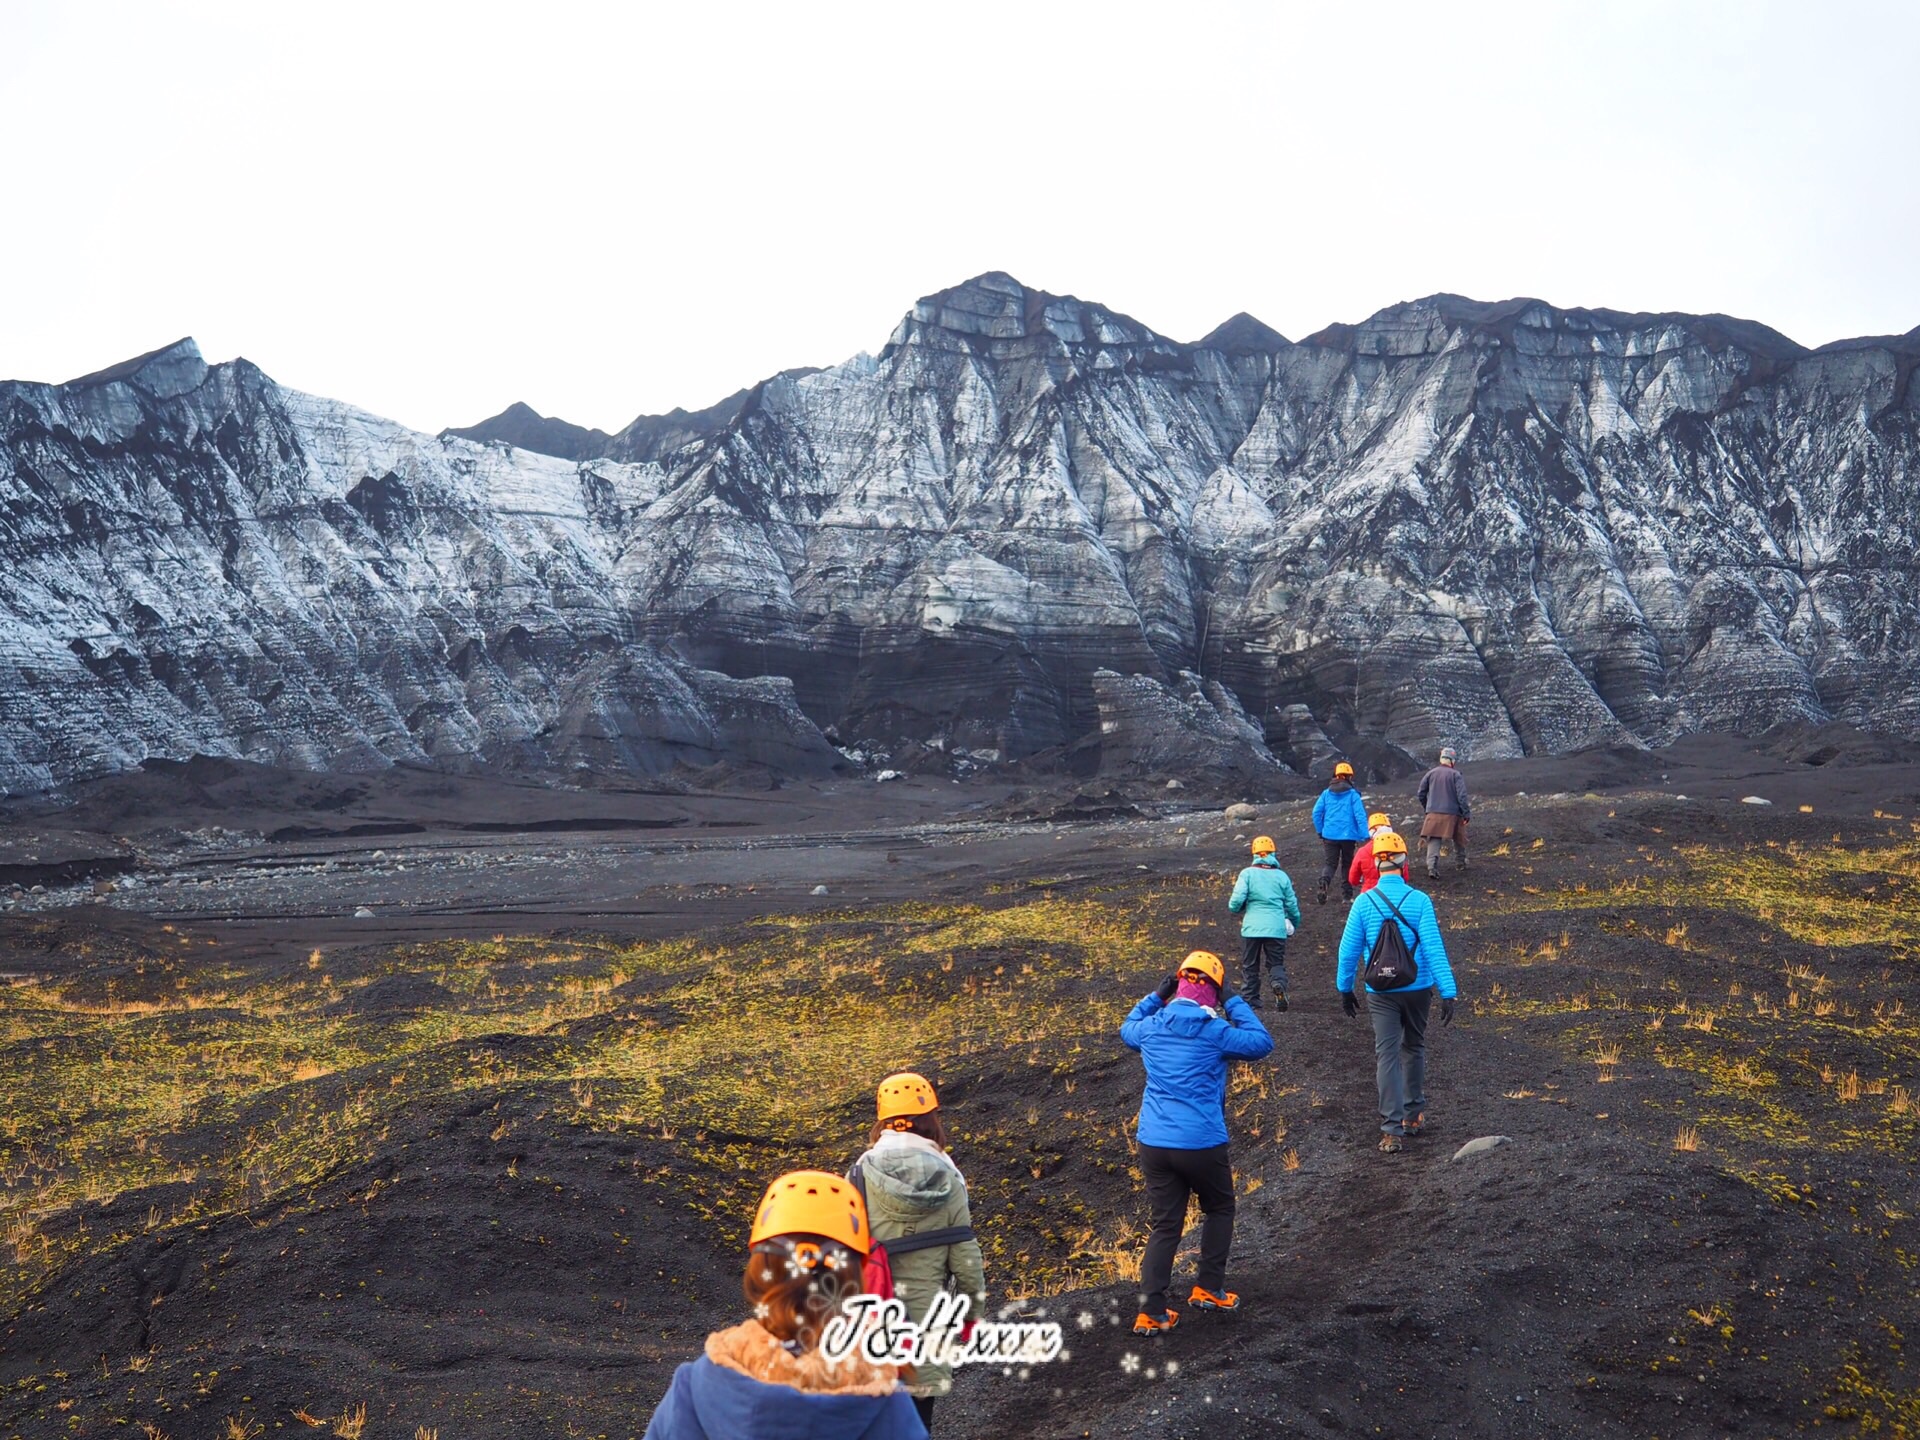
[1265,936,1289,996]
[1239,936,1264,1005]
[1137,1144,1189,1314]
[1338,841,1357,898]
[1179,1143,1237,1296]
[1401,989,1432,1116]
[1369,993,1408,1132]
[1454,825,1469,867]
[1425,836,1442,874]
[913,1396,937,1432]
[1318,840,1339,900]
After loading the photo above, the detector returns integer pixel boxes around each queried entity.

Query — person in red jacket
[1347,812,1395,895]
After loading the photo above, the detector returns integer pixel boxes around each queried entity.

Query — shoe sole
[1273,995,1289,1012]
[1189,1301,1240,1312]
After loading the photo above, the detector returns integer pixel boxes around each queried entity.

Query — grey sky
[3,1,1915,433]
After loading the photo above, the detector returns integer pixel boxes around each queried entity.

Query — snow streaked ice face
[2,276,1917,794]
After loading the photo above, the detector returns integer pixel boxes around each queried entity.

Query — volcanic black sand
[2,732,1918,1438]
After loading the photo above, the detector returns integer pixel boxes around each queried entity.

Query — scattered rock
[874,770,904,783]
[1450,1135,1513,1162]
[1224,802,1260,822]
[1740,795,1772,806]
[1164,778,1184,790]
[353,906,376,919]
[810,885,830,896]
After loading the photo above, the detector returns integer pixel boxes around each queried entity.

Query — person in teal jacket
[1334,832,1459,1153]
[1311,762,1371,905]
[1227,835,1301,1010]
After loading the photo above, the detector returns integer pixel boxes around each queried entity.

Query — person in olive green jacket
[850,1073,987,1435]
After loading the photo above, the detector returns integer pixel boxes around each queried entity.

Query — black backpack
[1361,890,1422,991]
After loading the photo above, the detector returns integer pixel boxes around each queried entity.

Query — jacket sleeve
[946,1191,989,1311]
[1120,993,1162,1050]
[1282,874,1301,926]
[1336,897,1371,991]
[1416,770,1431,806]
[1227,869,1248,913]
[1455,772,1471,820]
[1311,792,1329,833]
[1217,996,1275,1058]
[641,1363,704,1440]
[1347,848,1366,887]
[1417,895,1457,998]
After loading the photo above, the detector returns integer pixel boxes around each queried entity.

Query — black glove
[1341,991,1359,1018]
[1441,996,1456,1026]
[1155,974,1178,1003]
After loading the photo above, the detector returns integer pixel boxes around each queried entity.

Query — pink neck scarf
[1175,976,1219,1007]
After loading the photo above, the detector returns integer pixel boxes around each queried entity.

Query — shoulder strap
[880,1224,978,1257]
[847,1162,868,1206]
[1369,890,1420,954]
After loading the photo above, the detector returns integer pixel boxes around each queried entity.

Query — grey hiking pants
[1368,987,1432,1134]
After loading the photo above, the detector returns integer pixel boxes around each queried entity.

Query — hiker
[1120,950,1274,1335]
[1312,761,1370,904]
[642,1169,927,1440]
[1228,835,1300,1011]
[1416,745,1471,877]
[1334,832,1459,1153]
[1346,812,1395,895]
[849,1073,987,1434]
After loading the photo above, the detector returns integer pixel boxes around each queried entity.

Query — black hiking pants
[1138,1142,1235,1314]
[1368,987,1433,1134]
[1240,935,1289,1004]
[1320,839,1357,899]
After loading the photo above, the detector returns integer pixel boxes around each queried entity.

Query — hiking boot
[1272,991,1289,1013]
[1402,1112,1426,1136]
[1378,1133,1405,1154]
[1188,1286,1240,1312]
[1245,995,1263,1011]
[1342,885,1355,902]
[1316,879,1329,905]
[1133,1310,1180,1335]
[1457,855,1470,871]
[1425,865,1439,881]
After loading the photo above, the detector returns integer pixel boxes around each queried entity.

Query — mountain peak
[64,338,209,398]
[1195,312,1290,355]
[1306,294,1809,362]
[442,402,612,462]
[889,272,1170,355]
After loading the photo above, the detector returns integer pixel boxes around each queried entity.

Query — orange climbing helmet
[749,1169,870,1256]
[1368,812,1392,831]
[1373,831,1409,859]
[876,1071,938,1124]
[1250,835,1276,856]
[1179,950,1226,989]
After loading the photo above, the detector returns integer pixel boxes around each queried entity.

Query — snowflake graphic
[759,1267,775,1283]
[753,1301,771,1321]
[1120,1352,1141,1375]
[1145,1366,1158,1380]
[785,1254,812,1280]
[1164,1360,1180,1377]
[1076,1311,1095,1331]
[822,1248,848,1272]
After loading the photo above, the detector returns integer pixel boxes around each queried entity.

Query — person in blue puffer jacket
[1228,835,1301,1011]
[1120,950,1273,1336]
[1334,832,1460,1154]
[1311,762,1371,906]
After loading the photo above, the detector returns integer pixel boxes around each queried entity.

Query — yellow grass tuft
[333,1404,368,1440]
[1281,1147,1301,1172]
[1673,1125,1701,1153]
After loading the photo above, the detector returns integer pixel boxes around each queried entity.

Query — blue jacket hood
[645,1354,927,1440]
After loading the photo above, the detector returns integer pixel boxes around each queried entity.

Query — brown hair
[867,1107,950,1150]
[742,1234,865,1350]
